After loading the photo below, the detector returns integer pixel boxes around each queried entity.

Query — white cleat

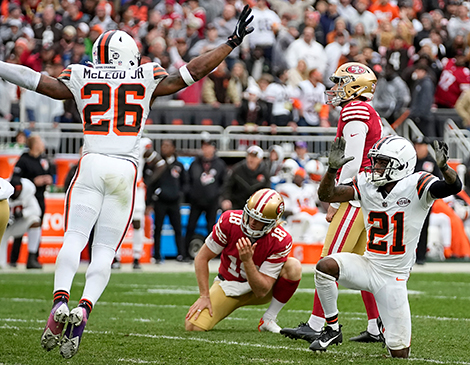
[60,307,88,359]
[41,302,70,351]
[258,317,282,333]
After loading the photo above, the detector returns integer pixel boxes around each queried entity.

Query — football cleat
[280,322,321,343]
[133,258,142,270]
[349,330,384,343]
[258,316,281,333]
[60,307,88,359]
[111,258,121,269]
[309,325,343,352]
[41,301,70,351]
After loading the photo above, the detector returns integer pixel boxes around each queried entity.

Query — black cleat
[309,325,343,352]
[111,258,121,269]
[349,330,384,343]
[133,258,142,270]
[350,317,385,343]
[280,322,321,343]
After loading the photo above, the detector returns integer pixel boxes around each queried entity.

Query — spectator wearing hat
[298,9,325,46]
[33,5,63,43]
[189,23,225,58]
[89,2,117,32]
[184,138,227,260]
[291,141,311,168]
[349,0,378,36]
[0,19,24,46]
[221,145,270,211]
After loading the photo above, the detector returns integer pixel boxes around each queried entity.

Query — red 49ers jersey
[206,210,293,282]
[336,100,383,173]
[435,59,470,108]
[58,63,168,164]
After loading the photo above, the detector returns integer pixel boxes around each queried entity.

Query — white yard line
[1,324,469,365]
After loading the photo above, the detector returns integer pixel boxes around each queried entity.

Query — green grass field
[0,270,469,365]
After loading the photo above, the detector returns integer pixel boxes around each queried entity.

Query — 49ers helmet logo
[346,65,366,74]
[277,202,285,215]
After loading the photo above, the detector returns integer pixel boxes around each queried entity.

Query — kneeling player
[185,188,301,332]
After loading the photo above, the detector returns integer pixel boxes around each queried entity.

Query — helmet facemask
[241,206,277,239]
[365,136,417,187]
[326,75,368,106]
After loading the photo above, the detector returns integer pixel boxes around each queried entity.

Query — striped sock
[78,298,93,318]
[326,314,339,331]
[53,290,70,306]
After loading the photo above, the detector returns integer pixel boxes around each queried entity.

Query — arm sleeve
[338,121,368,183]
[429,176,463,199]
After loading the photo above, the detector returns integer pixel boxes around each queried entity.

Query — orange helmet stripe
[97,30,117,64]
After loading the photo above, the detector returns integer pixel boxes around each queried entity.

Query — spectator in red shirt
[435,49,470,109]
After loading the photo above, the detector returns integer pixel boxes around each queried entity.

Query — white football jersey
[294,80,327,126]
[352,171,438,274]
[59,63,168,164]
[276,182,319,215]
[9,178,41,218]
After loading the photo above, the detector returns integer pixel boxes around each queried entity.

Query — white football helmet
[92,30,141,69]
[305,159,325,182]
[241,189,285,239]
[365,136,417,187]
[279,158,300,183]
[325,62,377,106]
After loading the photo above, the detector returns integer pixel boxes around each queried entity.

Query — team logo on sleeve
[397,198,411,207]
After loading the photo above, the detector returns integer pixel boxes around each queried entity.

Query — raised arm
[0,62,73,100]
[428,140,462,199]
[152,5,254,100]
[318,137,356,203]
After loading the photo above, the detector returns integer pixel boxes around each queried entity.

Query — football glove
[328,137,354,170]
[432,140,449,170]
[226,5,254,49]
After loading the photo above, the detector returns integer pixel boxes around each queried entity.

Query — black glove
[12,206,23,220]
[328,137,355,170]
[432,140,449,170]
[226,5,254,49]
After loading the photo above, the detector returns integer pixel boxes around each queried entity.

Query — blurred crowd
[2,0,470,141]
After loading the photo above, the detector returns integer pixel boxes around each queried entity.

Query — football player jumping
[0,6,254,359]
[185,188,302,333]
[282,62,384,344]
[310,136,461,358]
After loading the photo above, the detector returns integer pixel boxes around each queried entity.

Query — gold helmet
[325,62,377,107]
[242,189,285,239]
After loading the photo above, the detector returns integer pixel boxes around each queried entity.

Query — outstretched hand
[328,137,354,170]
[226,5,254,49]
[432,140,449,169]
